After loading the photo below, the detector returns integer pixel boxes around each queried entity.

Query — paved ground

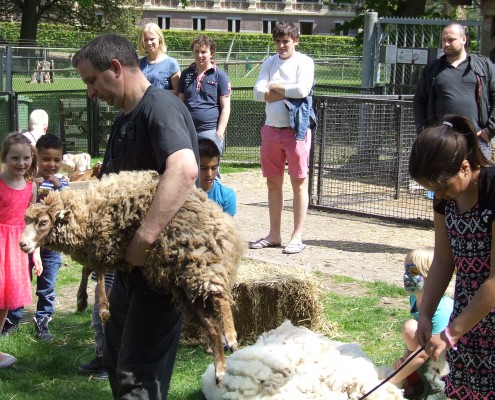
[222,170,434,287]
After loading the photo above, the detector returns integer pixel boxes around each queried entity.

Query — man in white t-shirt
[250,21,315,255]
[23,109,49,145]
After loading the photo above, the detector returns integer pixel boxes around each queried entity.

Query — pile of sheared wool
[202,320,404,400]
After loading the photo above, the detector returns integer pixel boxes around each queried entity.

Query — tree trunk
[19,0,41,45]
[396,0,427,17]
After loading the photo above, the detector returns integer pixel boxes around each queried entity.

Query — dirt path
[222,170,434,287]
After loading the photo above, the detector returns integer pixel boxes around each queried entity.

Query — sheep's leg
[213,295,238,352]
[76,266,91,312]
[96,272,111,323]
[195,304,227,384]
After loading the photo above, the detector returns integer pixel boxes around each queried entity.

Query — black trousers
[103,269,182,400]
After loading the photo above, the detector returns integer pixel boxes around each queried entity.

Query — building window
[300,22,313,35]
[95,11,104,24]
[227,19,241,33]
[158,16,170,30]
[334,21,348,36]
[263,20,277,34]
[193,17,206,31]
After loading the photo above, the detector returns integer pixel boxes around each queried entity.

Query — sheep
[202,320,406,400]
[60,152,91,180]
[19,170,245,383]
[68,162,102,182]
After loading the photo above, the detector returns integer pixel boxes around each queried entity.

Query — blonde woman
[137,23,180,94]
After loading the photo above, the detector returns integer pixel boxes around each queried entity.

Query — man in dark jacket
[413,22,495,158]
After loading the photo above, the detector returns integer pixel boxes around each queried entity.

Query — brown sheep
[19,170,245,383]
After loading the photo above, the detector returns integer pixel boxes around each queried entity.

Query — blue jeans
[7,248,62,322]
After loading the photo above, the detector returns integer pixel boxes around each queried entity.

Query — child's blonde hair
[404,246,434,277]
[1,132,37,181]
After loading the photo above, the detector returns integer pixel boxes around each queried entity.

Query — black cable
[358,345,425,400]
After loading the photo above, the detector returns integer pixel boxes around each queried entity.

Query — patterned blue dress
[434,166,495,399]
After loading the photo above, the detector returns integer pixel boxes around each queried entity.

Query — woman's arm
[432,220,495,354]
[417,211,455,347]
[170,71,180,96]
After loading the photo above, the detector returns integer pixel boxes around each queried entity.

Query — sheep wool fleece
[202,321,405,400]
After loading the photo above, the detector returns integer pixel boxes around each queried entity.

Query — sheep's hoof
[215,372,225,386]
[227,340,238,352]
[77,299,88,312]
[100,310,111,323]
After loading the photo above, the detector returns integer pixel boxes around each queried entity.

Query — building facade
[141,0,358,35]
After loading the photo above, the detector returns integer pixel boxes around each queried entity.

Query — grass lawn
[0,258,409,399]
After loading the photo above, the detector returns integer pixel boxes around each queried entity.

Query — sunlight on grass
[1,256,408,399]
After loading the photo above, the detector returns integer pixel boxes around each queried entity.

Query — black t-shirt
[433,57,481,131]
[102,86,198,175]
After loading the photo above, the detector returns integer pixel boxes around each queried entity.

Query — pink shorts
[260,125,312,178]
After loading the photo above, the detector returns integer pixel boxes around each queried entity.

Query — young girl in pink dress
[0,132,41,369]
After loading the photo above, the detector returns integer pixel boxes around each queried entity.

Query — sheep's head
[19,191,70,253]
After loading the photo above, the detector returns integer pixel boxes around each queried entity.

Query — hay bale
[181,259,335,344]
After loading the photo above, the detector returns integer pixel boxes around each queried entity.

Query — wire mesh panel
[310,95,433,225]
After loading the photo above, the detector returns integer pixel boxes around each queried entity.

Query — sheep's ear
[56,209,72,222]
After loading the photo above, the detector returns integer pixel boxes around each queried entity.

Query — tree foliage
[333,0,480,39]
[0,0,144,45]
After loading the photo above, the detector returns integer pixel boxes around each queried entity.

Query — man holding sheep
[72,33,199,399]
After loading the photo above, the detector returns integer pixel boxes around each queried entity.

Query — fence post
[361,11,378,90]
[6,45,13,93]
[0,47,3,92]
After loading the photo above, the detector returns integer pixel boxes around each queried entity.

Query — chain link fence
[376,18,482,95]
[0,45,435,224]
[310,95,432,224]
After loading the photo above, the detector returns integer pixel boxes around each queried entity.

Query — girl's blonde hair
[1,132,37,181]
[404,246,434,277]
[137,23,167,56]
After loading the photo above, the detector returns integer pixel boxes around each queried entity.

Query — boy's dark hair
[190,35,216,55]
[198,138,220,160]
[72,33,139,72]
[272,21,299,41]
[36,134,63,151]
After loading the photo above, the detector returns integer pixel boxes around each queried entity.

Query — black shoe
[79,356,108,380]
[1,319,19,337]
[33,316,53,341]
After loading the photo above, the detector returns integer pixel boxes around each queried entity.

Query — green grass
[0,262,409,399]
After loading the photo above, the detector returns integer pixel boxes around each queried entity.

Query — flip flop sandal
[282,242,307,254]
[248,238,282,249]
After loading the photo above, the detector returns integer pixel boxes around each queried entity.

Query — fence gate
[374,17,482,95]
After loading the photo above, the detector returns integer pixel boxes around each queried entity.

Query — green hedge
[0,22,361,56]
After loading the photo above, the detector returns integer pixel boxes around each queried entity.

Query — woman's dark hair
[190,35,216,55]
[409,114,492,187]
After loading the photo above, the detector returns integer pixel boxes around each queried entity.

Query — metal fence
[0,45,363,91]
[375,18,482,95]
[310,95,432,224]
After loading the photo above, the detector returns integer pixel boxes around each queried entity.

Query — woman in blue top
[137,23,180,95]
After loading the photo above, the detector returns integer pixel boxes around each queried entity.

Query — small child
[389,247,453,398]
[198,138,236,216]
[1,134,69,341]
[199,138,236,354]
[0,132,41,368]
